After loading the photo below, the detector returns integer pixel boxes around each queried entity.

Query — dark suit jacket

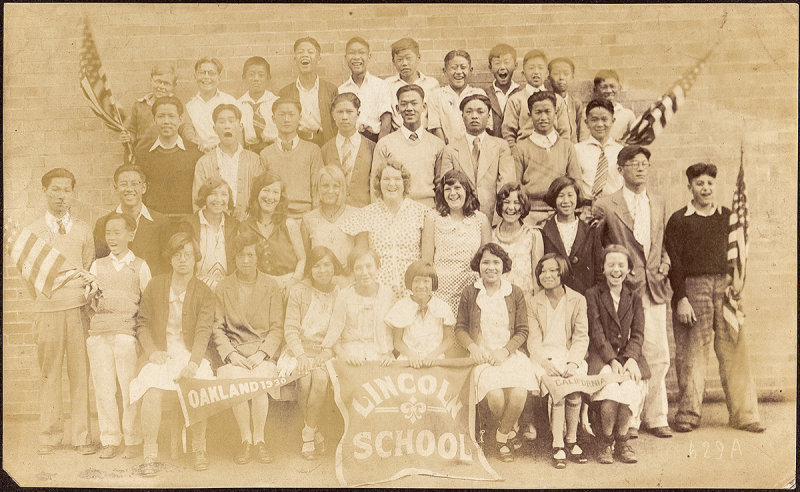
[178,212,240,274]
[484,84,524,139]
[94,207,172,276]
[585,282,650,380]
[592,189,672,304]
[440,134,516,225]
[320,135,375,208]
[454,282,529,356]
[279,78,339,147]
[541,216,603,295]
[136,274,215,365]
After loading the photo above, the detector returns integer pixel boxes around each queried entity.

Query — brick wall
[3,3,797,415]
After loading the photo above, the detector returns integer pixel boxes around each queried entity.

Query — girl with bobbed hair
[492,182,544,295]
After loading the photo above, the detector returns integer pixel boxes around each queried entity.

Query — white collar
[199,209,226,228]
[493,80,520,95]
[400,125,422,141]
[622,185,649,203]
[296,76,320,93]
[343,72,375,87]
[474,277,512,297]
[586,135,615,149]
[109,250,136,267]
[169,288,186,304]
[193,89,223,104]
[389,72,429,85]
[528,129,559,149]
[115,203,153,223]
[465,131,487,147]
[685,200,721,217]
[216,144,243,161]
[526,83,547,95]
[336,132,361,148]
[149,135,186,152]
[45,210,72,232]
[240,90,273,104]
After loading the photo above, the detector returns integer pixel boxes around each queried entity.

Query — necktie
[282,140,293,152]
[471,137,481,178]
[246,101,266,143]
[341,138,354,178]
[593,147,608,198]
[57,218,66,235]
[409,132,419,142]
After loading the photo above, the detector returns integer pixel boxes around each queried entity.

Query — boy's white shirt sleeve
[88,260,98,276]
[138,261,153,293]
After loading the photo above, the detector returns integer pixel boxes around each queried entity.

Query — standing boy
[338,37,392,142]
[579,70,636,143]
[484,43,522,138]
[593,145,673,439]
[372,85,444,208]
[136,96,203,218]
[501,49,571,150]
[94,164,171,276]
[574,99,624,211]
[427,50,488,145]
[665,163,765,433]
[30,168,96,455]
[236,56,279,155]
[184,57,237,152]
[440,94,515,224]
[87,213,152,459]
[279,37,339,148]
[512,91,581,227]
[384,37,440,131]
[193,104,262,220]
[320,92,376,208]
[260,98,324,218]
[548,57,583,143]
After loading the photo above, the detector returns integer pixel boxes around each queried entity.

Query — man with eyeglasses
[94,164,171,275]
[592,145,674,440]
[185,57,237,152]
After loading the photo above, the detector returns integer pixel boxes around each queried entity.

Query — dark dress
[236,216,298,276]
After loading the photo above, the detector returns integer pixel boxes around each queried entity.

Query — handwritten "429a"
[688,439,742,459]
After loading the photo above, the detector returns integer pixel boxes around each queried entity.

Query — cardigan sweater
[283,280,339,357]
[454,282,529,356]
[526,286,589,366]
[192,148,264,221]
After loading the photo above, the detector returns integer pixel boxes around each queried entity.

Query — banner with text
[326,359,500,487]
[541,372,626,402]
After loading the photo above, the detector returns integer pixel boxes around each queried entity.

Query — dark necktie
[409,132,419,142]
[57,218,66,235]
[246,101,266,143]
[471,137,480,178]
[593,147,608,197]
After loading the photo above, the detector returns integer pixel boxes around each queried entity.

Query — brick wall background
[3,3,797,415]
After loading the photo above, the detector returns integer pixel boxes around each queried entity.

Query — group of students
[29,34,765,479]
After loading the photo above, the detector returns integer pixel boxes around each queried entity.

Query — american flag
[3,217,82,298]
[621,46,716,146]
[79,17,133,161]
[722,145,749,343]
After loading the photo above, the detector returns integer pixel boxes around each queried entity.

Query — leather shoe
[76,444,97,455]
[738,422,766,433]
[193,450,209,471]
[597,443,614,464]
[255,441,272,464]
[627,428,638,439]
[647,426,673,438]
[674,422,693,433]
[100,445,120,459]
[614,443,638,464]
[234,441,253,464]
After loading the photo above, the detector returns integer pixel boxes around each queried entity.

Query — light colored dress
[491,223,543,295]
[433,211,484,314]
[278,282,339,377]
[385,295,455,359]
[340,198,429,300]
[129,289,213,403]
[472,279,543,401]
[302,206,358,268]
[321,283,395,361]
[196,211,228,291]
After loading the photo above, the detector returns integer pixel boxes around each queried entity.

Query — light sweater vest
[89,256,145,336]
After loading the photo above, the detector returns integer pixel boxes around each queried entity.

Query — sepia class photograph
[2,2,797,489]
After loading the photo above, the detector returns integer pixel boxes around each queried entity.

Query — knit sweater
[28,215,95,313]
[192,149,264,221]
[89,255,147,336]
[137,145,203,215]
[371,129,444,208]
[512,136,581,209]
[259,140,324,218]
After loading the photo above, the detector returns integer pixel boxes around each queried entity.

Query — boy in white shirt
[338,37,392,142]
[184,57,237,152]
[236,56,279,155]
[384,37,440,131]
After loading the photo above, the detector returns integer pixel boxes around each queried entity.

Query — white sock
[496,429,509,443]
[302,424,316,442]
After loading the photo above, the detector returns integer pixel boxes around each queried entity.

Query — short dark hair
[404,260,439,291]
[272,97,302,114]
[488,43,517,67]
[391,37,420,59]
[522,49,548,66]
[584,98,615,118]
[230,230,261,260]
[459,93,491,112]
[345,37,370,52]
[41,168,76,189]
[113,164,147,184]
[212,103,242,123]
[195,176,234,213]
[103,212,137,233]
[601,244,634,271]
[194,57,223,74]
[331,92,361,112]
[163,231,202,263]
[548,57,575,74]
[444,49,471,67]
[435,168,480,218]
[242,56,271,79]
[347,247,381,273]
[685,162,717,182]
[617,145,651,167]
[151,95,184,116]
[527,90,556,112]
[470,242,513,274]
[396,84,425,101]
[535,253,570,289]
[593,69,621,87]
[544,175,584,210]
[305,246,344,279]
[495,182,531,222]
[293,37,321,53]
[248,172,288,224]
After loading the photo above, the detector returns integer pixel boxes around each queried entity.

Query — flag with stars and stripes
[3,217,82,298]
[621,46,716,146]
[721,147,749,343]
[79,17,133,162]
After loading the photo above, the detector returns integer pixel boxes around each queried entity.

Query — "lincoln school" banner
[326,359,500,487]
